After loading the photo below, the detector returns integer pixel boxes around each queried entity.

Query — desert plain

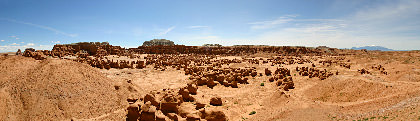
[1,43,420,121]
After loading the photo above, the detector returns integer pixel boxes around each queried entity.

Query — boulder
[210,97,222,106]
[230,81,238,88]
[186,113,201,121]
[207,80,217,89]
[179,89,194,102]
[204,109,227,121]
[269,77,274,82]
[126,103,140,121]
[144,94,160,109]
[265,68,271,76]
[166,113,180,121]
[140,101,157,121]
[195,101,205,110]
[186,84,197,95]
[155,110,167,121]
[160,94,180,114]
[196,77,207,86]
[251,71,257,77]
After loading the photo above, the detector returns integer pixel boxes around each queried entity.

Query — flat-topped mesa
[142,39,175,46]
[51,42,124,57]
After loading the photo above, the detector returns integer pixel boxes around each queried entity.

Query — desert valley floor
[1,46,420,121]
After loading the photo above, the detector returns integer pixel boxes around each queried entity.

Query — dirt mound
[0,56,128,120]
[305,76,406,103]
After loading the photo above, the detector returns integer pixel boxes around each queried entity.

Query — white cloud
[8,36,20,40]
[246,0,420,50]
[51,41,61,44]
[0,43,53,52]
[283,23,345,33]
[345,0,420,35]
[158,26,176,36]
[1,19,78,37]
[188,26,210,29]
[20,42,24,43]
[249,15,343,30]
[248,15,295,29]
[352,0,420,22]
[0,40,4,42]
[10,43,20,46]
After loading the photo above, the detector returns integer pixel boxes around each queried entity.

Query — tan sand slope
[0,56,128,120]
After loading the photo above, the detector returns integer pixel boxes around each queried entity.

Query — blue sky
[1,0,419,52]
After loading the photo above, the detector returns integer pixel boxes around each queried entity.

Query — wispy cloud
[0,40,4,42]
[249,15,343,30]
[248,15,296,29]
[51,41,61,44]
[246,0,420,50]
[10,43,20,46]
[188,26,209,29]
[158,26,176,36]
[8,35,20,40]
[1,18,78,37]
[283,23,346,34]
[352,0,420,22]
[347,0,420,34]
[251,17,346,35]
[0,44,53,52]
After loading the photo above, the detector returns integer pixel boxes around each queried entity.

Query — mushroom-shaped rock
[166,113,180,121]
[179,88,194,102]
[265,68,272,76]
[197,77,207,86]
[195,101,206,110]
[230,81,238,88]
[177,103,198,118]
[187,84,197,95]
[144,94,160,109]
[161,94,180,114]
[155,110,168,121]
[251,71,258,77]
[282,82,294,91]
[207,80,217,88]
[269,77,274,82]
[216,75,225,83]
[140,101,157,121]
[126,103,140,121]
[276,80,283,86]
[204,109,227,121]
[186,113,201,121]
[210,97,222,106]
[222,81,229,87]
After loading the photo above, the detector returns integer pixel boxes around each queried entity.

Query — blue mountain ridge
[351,46,394,51]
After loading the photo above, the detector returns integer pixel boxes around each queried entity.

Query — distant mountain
[351,46,394,51]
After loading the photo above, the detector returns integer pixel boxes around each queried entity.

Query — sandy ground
[1,51,420,120]
[0,56,130,120]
